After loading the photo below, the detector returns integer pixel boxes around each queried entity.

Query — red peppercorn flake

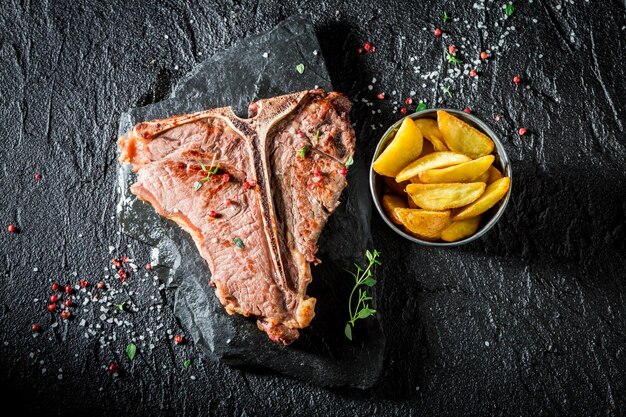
[61,310,71,320]
[52,283,60,291]
[174,334,184,344]
[31,324,40,332]
[65,285,73,295]
[513,76,521,84]
[400,107,407,115]
[79,279,89,288]
[469,69,477,78]
[448,45,457,54]
[7,224,17,233]
[222,173,230,183]
[405,97,413,105]
[225,198,233,207]
[434,28,442,37]
[495,115,502,122]
[339,167,348,176]
[97,281,106,290]
[313,167,321,177]
[376,92,385,100]
[363,42,372,52]
[480,51,488,60]
[145,263,152,271]
[64,299,73,307]
[463,108,471,113]
[518,127,527,136]
[108,363,119,375]
[209,210,217,218]
[50,294,59,303]
[117,269,128,282]
[47,303,57,312]
[370,45,376,53]
[34,173,42,181]
[357,47,363,54]
[307,182,316,190]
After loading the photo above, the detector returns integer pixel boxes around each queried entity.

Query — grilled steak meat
[118,90,355,344]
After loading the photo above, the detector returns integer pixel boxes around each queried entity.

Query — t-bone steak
[118,89,356,344]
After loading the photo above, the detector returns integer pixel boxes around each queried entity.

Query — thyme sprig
[344,249,381,341]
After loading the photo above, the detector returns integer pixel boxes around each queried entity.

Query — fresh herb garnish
[313,130,320,145]
[443,85,453,98]
[443,11,450,22]
[296,63,305,74]
[297,145,309,159]
[446,52,463,64]
[183,359,192,369]
[344,249,381,341]
[345,156,354,167]
[126,343,137,360]
[505,3,514,16]
[416,102,428,112]
[194,157,220,191]
[233,237,245,249]
[115,301,127,311]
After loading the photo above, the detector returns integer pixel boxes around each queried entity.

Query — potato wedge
[487,166,503,184]
[381,194,408,225]
[406,182,486,210]
[419,155,495,184]
[383,176,410,195]
[394,208,450,239]
[396,152,471,183]
[414,119,448,151]
[437,110,494,158]
[441,216,482,242]
[373,118,423,176]
[476,169,490,183]
[453,177,510,221]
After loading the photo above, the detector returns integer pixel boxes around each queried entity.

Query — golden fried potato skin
[441,216,482,242]
[414,119,448,151]
[394,208,450,239]
[437,110,494,158]
[381,194,408,225]
[453,177,510,221]
[487,166,504,184]
[373,118,423,177]
[406,182,486,211]
[419,155,494,184]
[396,152,471,183]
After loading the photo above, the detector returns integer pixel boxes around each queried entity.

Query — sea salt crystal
[79,319,86,327]
[100,314,107,321]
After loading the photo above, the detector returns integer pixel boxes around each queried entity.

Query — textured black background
[1,0,625,416]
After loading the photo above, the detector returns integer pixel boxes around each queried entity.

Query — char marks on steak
[118,90,355,344]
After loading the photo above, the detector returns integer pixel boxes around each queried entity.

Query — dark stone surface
[0,0,625,416]
[118,15,384,388]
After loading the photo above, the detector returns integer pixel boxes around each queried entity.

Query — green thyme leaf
[344,323,353,341]
[313,130,320,145]
[345,156,354,167]
[199,162,207,172]
[443,11,450,22]
[416,102,428,112]
[183,359,192,369]
[193,181,203,191]
[115,302,126,311]
[345,249,381,341]
[505,3,514,16]
[233,237,245,249]
[446,52,463,64]
[126,343,137,360]
[443,85,452,98]
[297,145,309,159]
[296,63,305,74]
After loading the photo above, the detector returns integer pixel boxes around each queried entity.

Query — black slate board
[117,15,385,388]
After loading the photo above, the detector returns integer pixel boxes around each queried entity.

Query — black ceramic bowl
[369,109,512,246]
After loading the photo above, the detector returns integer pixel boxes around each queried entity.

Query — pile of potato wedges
[373,110,510,242]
